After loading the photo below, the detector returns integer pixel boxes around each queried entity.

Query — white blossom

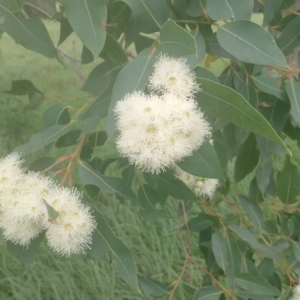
[114,92,210,173]
[148,55,200,99]
[290,283,300,300]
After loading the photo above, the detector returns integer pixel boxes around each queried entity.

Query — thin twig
[21,8,29,19]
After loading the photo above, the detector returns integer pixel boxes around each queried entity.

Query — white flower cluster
[174,166,218,199]
[114,55,211,173]
[0,153,96,257]
[290,283,300,300]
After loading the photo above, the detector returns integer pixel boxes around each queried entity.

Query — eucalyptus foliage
[1,0,300,299]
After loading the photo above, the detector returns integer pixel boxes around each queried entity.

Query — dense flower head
[0,152,96,254]
[290,283,300,300]
[114,91,210,173]
[174,166,218,199]
[114,55,210,173]
[148,55,200,99]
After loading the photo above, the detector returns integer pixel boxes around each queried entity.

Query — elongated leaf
[258,258,274,279]
[177,140,223,180]
[15,124,71,155]
[6,232,45,265]
[293,241,300,262]
[263,0,281,27]
[186,30,206,68]
[192,286,222,300]
[182,213,213,232]
[196,78,290,155]
[234,133,259,182]
[285,80,300,127]
[89,210,139,290]
[55,129,81,148]
[217,21,288,68]
[277,16,300,56]
[159,20,196,57]
[138,184,170,221]
[58,16,73,45]
[156,172,197,200]
[60,0,107,58]
[43,104,70,129]
[0,7,58,59]
[138,275,169,297]
[235,274,280,296]
[186,0,205,18]
[79,161,137,205]
[240,196,263,227]
[253,76,287,102]
[43,200,59,221]
[122,0,168,33]
[212,231,228,271]
[277,157,300,204]
[4,79,43,95]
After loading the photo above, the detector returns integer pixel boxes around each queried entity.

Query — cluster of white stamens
[0,153,96,257]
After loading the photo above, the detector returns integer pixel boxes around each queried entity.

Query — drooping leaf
[177,139,223,180]
[285,80,300,127]
[186,0,206,18]
[234,133,259,182]
[138,275,169,297]
[3,79,43,96]
[240,196,263,227]
[60,0,107,58]
[159,20,196,57]
[192,286,222,300]
[14,124,72,156]
[182,213,214,232]
[263,0,282,27]
[28,157,56,172]
[55,129,81,148]
[196,78,290,155]
[234,274,280,296]
[122,0,168,33]
[6,232,45,265]
[277,157,300,204]
[0,6,58,59]
[23,92,44,111]
[217,21,288,68]
[79,161,137,205]
[212,231,228,271]
[43,200,59,221]
[43,103,70,129]
[138,184,170,221]
[258,258,274,279]
[88,210,139,291]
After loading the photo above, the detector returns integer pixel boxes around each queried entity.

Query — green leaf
[292,241,300,263]
[6,232,45,265]
[138,184,170,221]
[138,275,169,297]
[89,210,139,291]
[186,30,205,68]
[43,200,59,221]
[277,16,300,56]
[240,196,263,227]
[277,157,300,204]
[253,76,287,102]
[0,7,58,59]
[234,133,259,182]
[23,92,44,111]
[258,258,274,279]
[43,104,70,129]
[81,61,114,95]
[107,52,157,137]
[212,231,228,271]
[186,0,205,18]
[121,0,168,33]
[229,224,281,260]
[195,67,218,83]
[28,157,56,172]
[196,78,291,155]
[285,80,300,126]
[15,124,71,156]
[60,0,107,58]
[55,129,81,148]
[192,286,222,300]
[100,34,127,66]
[177,139,223,180]
[234,274,280,296]
[58,16,73,45]
[4,79,43,95]
[206,0,253,21]
[217,21,288,68]
[159,20,196,57]
[182,213,213,232]
[156,172,198,201]
[263,0,282,27]
[79,161,137,205]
